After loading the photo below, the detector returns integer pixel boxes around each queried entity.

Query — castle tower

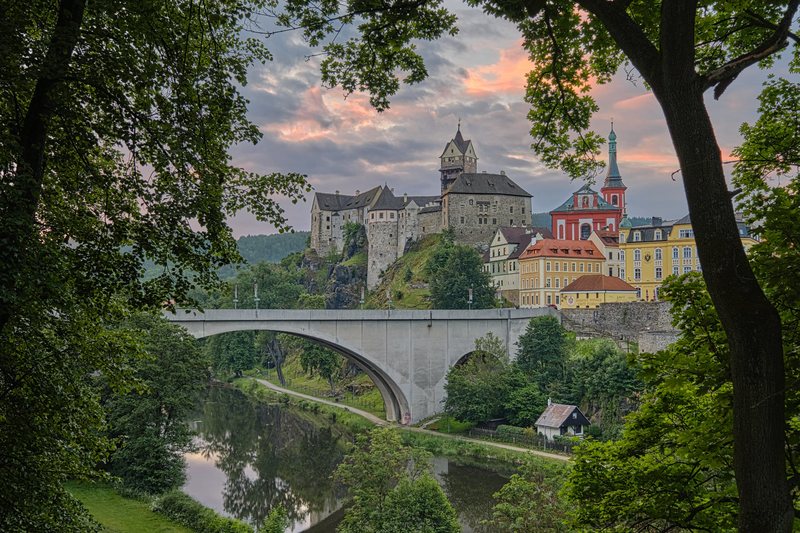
[439,123,478,194]
[600,123,627,211]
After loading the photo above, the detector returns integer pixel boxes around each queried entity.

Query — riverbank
[66,482,191,533]
[242,377,570,464]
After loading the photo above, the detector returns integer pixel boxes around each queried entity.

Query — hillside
[366,234,441,309]
[144,231,309,280]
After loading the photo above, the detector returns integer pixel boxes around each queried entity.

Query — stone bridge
[167,308,556,424]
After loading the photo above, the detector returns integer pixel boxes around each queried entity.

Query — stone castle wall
[444,193,531,246]
[561,301,678,351]
[367,220,400,288]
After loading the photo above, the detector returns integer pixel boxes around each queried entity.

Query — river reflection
[184,386,511,532]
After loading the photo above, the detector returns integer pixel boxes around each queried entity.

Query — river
[182,386,514,532]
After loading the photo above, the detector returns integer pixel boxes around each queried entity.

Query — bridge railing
[467,427,577,455]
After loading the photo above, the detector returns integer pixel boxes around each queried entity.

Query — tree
[298,340,341,393]
[515,316,568,390]
[426,236,494,309]
[486,459,568,532]
[334,427,458,533]
[444,334,521,424]
[205,331,258,377]
[275,2,799,527]
[103,314,210,494]
[1,1,309,527]
[564,274,738,530]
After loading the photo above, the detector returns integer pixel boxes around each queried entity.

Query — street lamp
[233,284,239,309]
[360,286,365,310]
[253,282,260,310]
[468,286,473,311]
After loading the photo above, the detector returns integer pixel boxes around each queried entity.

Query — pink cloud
[463,42,532,97]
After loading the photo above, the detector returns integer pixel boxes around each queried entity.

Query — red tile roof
[519,239,603,260]
[561,274,637,293]
[593,229,619,245]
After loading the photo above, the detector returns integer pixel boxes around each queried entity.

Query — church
[550,125,627,240]
[309,125,534,288]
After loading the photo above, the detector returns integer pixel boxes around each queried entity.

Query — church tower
[600,123,627,212]
[439,123,478,194]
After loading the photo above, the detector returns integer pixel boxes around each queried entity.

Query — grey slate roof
[418,205,442,214]
[443,173,531,198]
[535,403,590,429]
[549,183,618,213]
[314,186,381,211]
[371,187,404,210]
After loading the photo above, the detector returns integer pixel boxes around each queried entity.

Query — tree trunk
[654,80,792,531]
[268,337,287,387]
[0,0,86,333]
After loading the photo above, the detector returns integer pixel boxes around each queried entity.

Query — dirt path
[252,378,570,463]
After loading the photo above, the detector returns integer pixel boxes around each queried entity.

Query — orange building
[518,239,606,308]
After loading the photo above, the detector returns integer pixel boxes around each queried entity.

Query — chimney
[500,170,506,175]
[547,397,552,406]
[652,216,662,226]
[355,189,360,196]
[335,190,340,196]
[403,193,408,203]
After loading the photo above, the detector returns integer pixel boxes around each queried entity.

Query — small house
[535,401,590,441]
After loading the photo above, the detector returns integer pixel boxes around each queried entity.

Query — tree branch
[703,0,800,99]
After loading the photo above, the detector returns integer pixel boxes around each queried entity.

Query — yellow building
[618,214,758,301]
[518,239,606,308]
[560,275,638,309]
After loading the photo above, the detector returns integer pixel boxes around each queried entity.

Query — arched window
[580,223,591,240]
[634,249,641,261]
[655,248,662,261]
[611,195,618,205]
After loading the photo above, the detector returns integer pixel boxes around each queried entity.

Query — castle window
[379,212,384,219]
[390,212,395,219]
[469,199,473,205]
[510,206,514,213]
[492,218,497,225]
[460,216,464,224]
[326,216,330,221]
[371,213,374,220]
[522,207,525,214]
[510,219,513,225]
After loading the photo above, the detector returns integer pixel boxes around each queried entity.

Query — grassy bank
[66,482,191,533]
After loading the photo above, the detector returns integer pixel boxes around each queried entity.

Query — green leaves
[426,237,495,309]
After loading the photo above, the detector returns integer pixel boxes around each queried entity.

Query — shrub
[496,425,528,439]
[152,491,252,533]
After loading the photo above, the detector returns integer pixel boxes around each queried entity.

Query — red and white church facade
[550,126,628,240]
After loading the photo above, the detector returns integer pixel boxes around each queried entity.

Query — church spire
[604,121,624,188]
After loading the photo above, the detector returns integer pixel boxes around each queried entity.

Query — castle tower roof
[604,123,626,190]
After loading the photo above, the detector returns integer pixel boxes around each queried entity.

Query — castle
[310,125,533,288]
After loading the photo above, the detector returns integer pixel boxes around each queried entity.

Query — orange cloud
[463,42,532,97]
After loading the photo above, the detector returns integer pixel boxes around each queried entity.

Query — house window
[563,262,568,271]
[634,268,641,281]
[611,195,618,205]
[579,263,584,272]
[672,247,679,259]
[684,266,692,274]
[620,267,625,279]
[555,262,560,272]
[654,229,662,240]
[655,267,662,280]
[633,231,641,242]
[580,223,591,240]
[546,294,552,305]
[673,266,679,276]
[619,232,626,243]
[546,262,551,272]
[679,229,694,238]
[546,278,551,288]
[683,246,692,259]
[634,249,641,261]
[571,262,576,272]
[655,248,662,260]
[555,278,560,288]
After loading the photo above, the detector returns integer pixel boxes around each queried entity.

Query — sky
[227,4,787,237]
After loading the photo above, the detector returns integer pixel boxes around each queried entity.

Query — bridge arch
[190,323,410,424]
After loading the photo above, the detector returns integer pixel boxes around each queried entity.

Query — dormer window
[654,229,662,240]
[633,231,641,242]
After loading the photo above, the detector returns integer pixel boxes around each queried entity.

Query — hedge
[151,491,252,533]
